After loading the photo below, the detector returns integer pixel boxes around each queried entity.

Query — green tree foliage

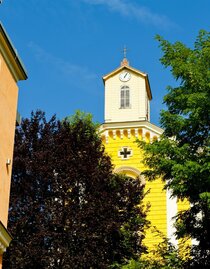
[3,110,148,269]
[121,244,184,269]
[138,30,210,268]
[119,232,185,269]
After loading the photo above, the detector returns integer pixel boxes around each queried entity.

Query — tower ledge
[100,121,163,144]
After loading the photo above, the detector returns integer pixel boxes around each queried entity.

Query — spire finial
[121,45,129,66]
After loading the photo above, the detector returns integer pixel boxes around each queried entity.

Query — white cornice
[100,120,163,136]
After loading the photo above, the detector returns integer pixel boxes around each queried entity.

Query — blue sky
[0,0,209,125]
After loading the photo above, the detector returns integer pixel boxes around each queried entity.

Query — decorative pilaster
[166,189,178,247]
[142,128,146,141]
[113,130,116,140]
[127,129,131,139]
[120,129,123,139]
[134,128,138,138]
[105,130,109,144]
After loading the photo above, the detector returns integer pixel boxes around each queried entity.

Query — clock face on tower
[119,71,131,82]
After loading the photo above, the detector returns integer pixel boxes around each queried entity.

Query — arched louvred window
[120,85,130,109]
[114,166,145,185]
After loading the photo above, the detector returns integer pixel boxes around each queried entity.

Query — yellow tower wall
[102,127,167,249]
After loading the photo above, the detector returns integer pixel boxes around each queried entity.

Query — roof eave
[0,22,27,81]
[102,65,147,83]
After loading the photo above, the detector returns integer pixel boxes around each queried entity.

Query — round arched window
[120,85,130,109]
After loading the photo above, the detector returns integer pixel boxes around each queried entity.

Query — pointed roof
[102,57,152,100]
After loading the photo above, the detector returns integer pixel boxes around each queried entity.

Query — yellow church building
[100,55,179,250]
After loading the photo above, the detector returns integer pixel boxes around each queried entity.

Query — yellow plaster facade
[0,23,27,267]
[100,123,167,249]
[100,57,178,250]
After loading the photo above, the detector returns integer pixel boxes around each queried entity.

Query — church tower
[100,54,179,249]
[103,56,151,123]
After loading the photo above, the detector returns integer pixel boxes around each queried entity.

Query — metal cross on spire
[123,45,128,58]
